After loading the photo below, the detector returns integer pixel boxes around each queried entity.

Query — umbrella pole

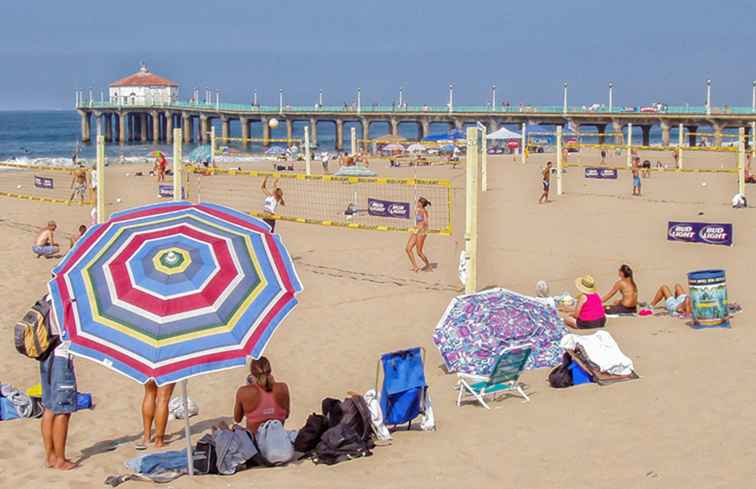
[182,380,194,476]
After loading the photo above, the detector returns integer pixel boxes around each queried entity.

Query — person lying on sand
[602,264,638,314]
[649,283,691,315]
[564,275,607,329]
[33,221,60,258]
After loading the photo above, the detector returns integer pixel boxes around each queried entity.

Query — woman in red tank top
[234,357,290,434]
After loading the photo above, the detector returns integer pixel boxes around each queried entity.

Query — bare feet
[410,266,419,273]
[154,437,168,449]
[46,454,56,468]
[53,458,78,471]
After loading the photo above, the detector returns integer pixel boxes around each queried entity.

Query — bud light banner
[368,198,410,219]
[34,176,54,189]
[158,184,185,199]
[584,168,618,179]
[667,222,733,246]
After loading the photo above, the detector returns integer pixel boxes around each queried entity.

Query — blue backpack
[378,347,427,428]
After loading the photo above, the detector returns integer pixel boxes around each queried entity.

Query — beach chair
[456,344,532,409]
[375,347,428,429]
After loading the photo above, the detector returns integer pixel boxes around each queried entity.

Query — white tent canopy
[486,127,522,140]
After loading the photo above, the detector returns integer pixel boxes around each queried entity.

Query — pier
[75,100,756,149]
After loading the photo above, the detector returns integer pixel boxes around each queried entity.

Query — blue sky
[1,0,754,109]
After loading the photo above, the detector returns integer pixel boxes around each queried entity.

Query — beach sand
[0,149,753,489]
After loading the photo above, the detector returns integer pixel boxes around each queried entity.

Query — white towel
[560,330,634,376]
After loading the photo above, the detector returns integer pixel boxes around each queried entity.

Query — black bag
[548,352,573,388]
[339,395,373,442]
[293,413,329,453]
[321,397,343,427]
[193,434,218,475]
[312,424,373,466]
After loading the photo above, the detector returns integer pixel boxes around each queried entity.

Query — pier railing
[74,100,754,116]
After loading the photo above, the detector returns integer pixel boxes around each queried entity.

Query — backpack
[312,424,373,466]
[321,397,343,427]
[15,297,59,361]
[293,413,329,453]
[339,395,373,442]
[193,434,219,475]
[548,352,574,388]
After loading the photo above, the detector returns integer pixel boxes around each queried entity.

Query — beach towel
[125,450,187,475]
[559,331,633,376]
[362,390,391,441]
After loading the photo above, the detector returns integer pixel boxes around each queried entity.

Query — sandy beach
[0,149,754,489]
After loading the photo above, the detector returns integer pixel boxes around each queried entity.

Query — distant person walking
[632,157,641,196]
[539,161,552,204]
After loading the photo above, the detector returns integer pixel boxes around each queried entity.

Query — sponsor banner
[34,176,54,189]
[667,221,733,246]
[367,198,410,219]
[158,184,185,199]
[584,167,618,179]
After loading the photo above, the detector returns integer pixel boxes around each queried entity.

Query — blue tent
[265,146,286,155]
[423,129,465,142]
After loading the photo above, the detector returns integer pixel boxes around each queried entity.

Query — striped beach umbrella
[48,201,303,386]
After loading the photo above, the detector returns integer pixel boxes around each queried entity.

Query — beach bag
[193,434,218,475]
[321,397,343,427]
[339,395,373,442]
[14,297,59,361]
[312,424,373,466]
[294,413,329,453]
[548,353,574,388]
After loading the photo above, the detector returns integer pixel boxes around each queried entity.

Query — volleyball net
[184,165,453,234]
[0,162,94,206]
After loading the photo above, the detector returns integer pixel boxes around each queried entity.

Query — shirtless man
[33,221,60,258]
[69,165,88,205]
[538,161,552,204]
[632,157,641,196]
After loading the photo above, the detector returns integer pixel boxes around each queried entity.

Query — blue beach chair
[376,347,428,429]
[456,344,532,409]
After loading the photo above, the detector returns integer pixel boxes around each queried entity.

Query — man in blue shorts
[631,157,642,196]
[40,309,78,470]
[33,221,60,258]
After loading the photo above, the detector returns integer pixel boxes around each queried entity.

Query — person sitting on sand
[68,225,87,249]
[649,283,691,315]
[137,381,176,450]
[602,264,639,314]
[564,275,607,329]
[261,176,285,233]
[406,197,431,272]
[33,221,60,258]
[234,357,294,465]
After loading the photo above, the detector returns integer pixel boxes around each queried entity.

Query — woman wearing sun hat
[564,275,607,329]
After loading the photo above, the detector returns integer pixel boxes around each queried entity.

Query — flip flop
[134,440,147,451]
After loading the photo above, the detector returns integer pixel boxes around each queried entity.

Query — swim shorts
[40,355,77,414]
[32,245,57,256]
[575,317,606,329]
[543,180,550,191]
[665,295,687,314]
[633,175,641,187]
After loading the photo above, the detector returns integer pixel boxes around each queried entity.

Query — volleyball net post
[738,127,746,196]
[625,123,633,167]
[479,122,488,192]
[677,123,685,169]
[96,132,106,223]
[464,127,480,294]
[521,122,527,164]
[210,127,216,165]
[350,127,357,155]
[556,125,563,196]
[173,128,184,202]
[304,126,312,176]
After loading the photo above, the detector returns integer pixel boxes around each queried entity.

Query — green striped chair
[456,344,532,409]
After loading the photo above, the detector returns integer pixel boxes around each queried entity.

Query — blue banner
[158,184,185,199]
[34,176,54,189]
[368,198,410,219]
[584,168,618,179]
[667,222,733,246]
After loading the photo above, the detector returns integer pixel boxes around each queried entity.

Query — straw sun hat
[575,275,597,294]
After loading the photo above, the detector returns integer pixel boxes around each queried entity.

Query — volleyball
[16,184,22,189]
[269,118,279,129]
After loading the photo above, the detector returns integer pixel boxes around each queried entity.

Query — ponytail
[249,357,274,392]
[620,264,637,293]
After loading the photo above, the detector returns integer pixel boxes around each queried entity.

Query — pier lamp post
[89,87,94,106]
[253,90,258,107]
[399,87,404,109]
[562,82,568,114]
[751,81,755,113]
[319,89,323,107]
[357,88,361,113]
[279,89,284,114]
[205,88,210,105]
[608,82,614,112]
[491,84,496,112]
[448,83,454,113]
[215,90,220,110]
[706,79,712,115]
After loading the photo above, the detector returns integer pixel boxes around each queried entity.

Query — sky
[1,0,754,110]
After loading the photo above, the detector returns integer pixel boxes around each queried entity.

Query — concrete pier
[75,102,756,151]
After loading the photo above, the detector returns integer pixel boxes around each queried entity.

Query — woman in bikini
[602,264,639,314]
[406,197,431,272]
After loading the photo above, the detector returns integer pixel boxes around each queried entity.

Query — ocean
[0,110,685,166]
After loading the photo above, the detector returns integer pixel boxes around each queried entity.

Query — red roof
[110,65,178,88]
